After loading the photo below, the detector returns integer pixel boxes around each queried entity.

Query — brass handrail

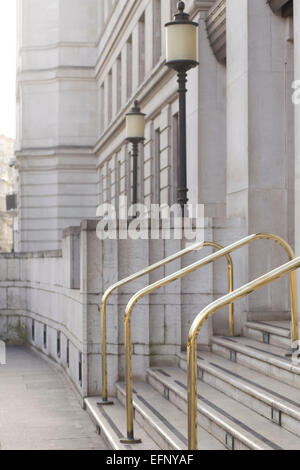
[187,256,300,450]
[121,233,298,443]
[98,240,232,406]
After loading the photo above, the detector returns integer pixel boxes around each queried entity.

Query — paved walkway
[0,347,107,450]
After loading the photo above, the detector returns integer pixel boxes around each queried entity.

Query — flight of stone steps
[85,320,300,450]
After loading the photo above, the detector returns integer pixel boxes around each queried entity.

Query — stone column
[226,0,293,317]
[186,7,226,217]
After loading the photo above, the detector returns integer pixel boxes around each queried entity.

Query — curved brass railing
[98,240,232,405]
[187,256,300,450]
[121,233,298,443]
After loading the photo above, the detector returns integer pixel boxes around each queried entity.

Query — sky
[0,0,16,139]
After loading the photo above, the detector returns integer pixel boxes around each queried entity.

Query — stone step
[116,382,225,450]
[211,336,300,389]
[244,321,291,348]
[84,397,159,450]
[147,367,300,450]
[178,350,300,437]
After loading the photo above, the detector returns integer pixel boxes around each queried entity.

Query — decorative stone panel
[206,0,226,64]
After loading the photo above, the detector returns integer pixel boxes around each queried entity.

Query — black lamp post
[165,1,199,214]
[126,100,145,208]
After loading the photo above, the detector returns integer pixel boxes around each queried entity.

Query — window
[79,352,82,386]
[66,339,70,368]
[32,319,35,341]
[116,55,122,111]
[57,331,61,358]
[139,14,146,84]
[108,70,112,122]
[153,0,162,64]
[172,113,179,204]
[127,36,133,100]
[100,83,105,133]
[43,324,47,349]
[154,128,161,204]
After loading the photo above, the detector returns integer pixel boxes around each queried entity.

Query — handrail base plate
[120,438,142,444]
[97,399,114,406]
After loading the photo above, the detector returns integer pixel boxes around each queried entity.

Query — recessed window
[116,55,122,111]
[154,128,161,204]
[66,339,70,368]
[108,70,112,122]
[153,0,162,64]
[139,13,145,84]
[32,319,35,341]
[43,324,47,349]
[57,330,61,358]
[79,352,82,386]
[127,36,133,100]
[100,83,105,133]
[172,113,179,204]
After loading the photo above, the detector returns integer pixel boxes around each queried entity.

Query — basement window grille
[197,367,204,381]
[32,319,35,341]
[79,352,82,386]
[43,324,47,349]
[57,331,61,358]
[225,433,234,450]
[66,339,70,368]
[271,408,282,426]
[263,332,270,345]
[230,350,237,363]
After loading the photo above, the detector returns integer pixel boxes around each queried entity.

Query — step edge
[177,355,300,421]
[116,382,183,451]
[147,369,267,450]
[84,397,125,451]
[211,337,299,374]
[245,322,291,338]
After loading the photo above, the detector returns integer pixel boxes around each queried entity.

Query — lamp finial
[178,1,185,12]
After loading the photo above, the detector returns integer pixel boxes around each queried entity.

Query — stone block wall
[0,216,248,399]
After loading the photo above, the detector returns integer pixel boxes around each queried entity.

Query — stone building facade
[0,0,299,406]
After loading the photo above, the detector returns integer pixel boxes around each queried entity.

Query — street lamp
[165,1,199,214]
[126,100,145,208]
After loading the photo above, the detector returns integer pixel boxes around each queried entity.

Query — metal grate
[78,352,82,386]
[43,324,47,349]
[225,432,234,450]
[57,331,61,358]
[32,319,35,341]
[66,339,70,368]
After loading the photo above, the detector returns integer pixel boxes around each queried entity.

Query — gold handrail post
[187,255,300,450]
[97,290,114,405]
[120,233,299,444]
[228,260,234,336]
[290,271,299,345]
[187,336,198,450]
[97,241,220,406]
[120,243,236,444]
[120,308,141,444]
